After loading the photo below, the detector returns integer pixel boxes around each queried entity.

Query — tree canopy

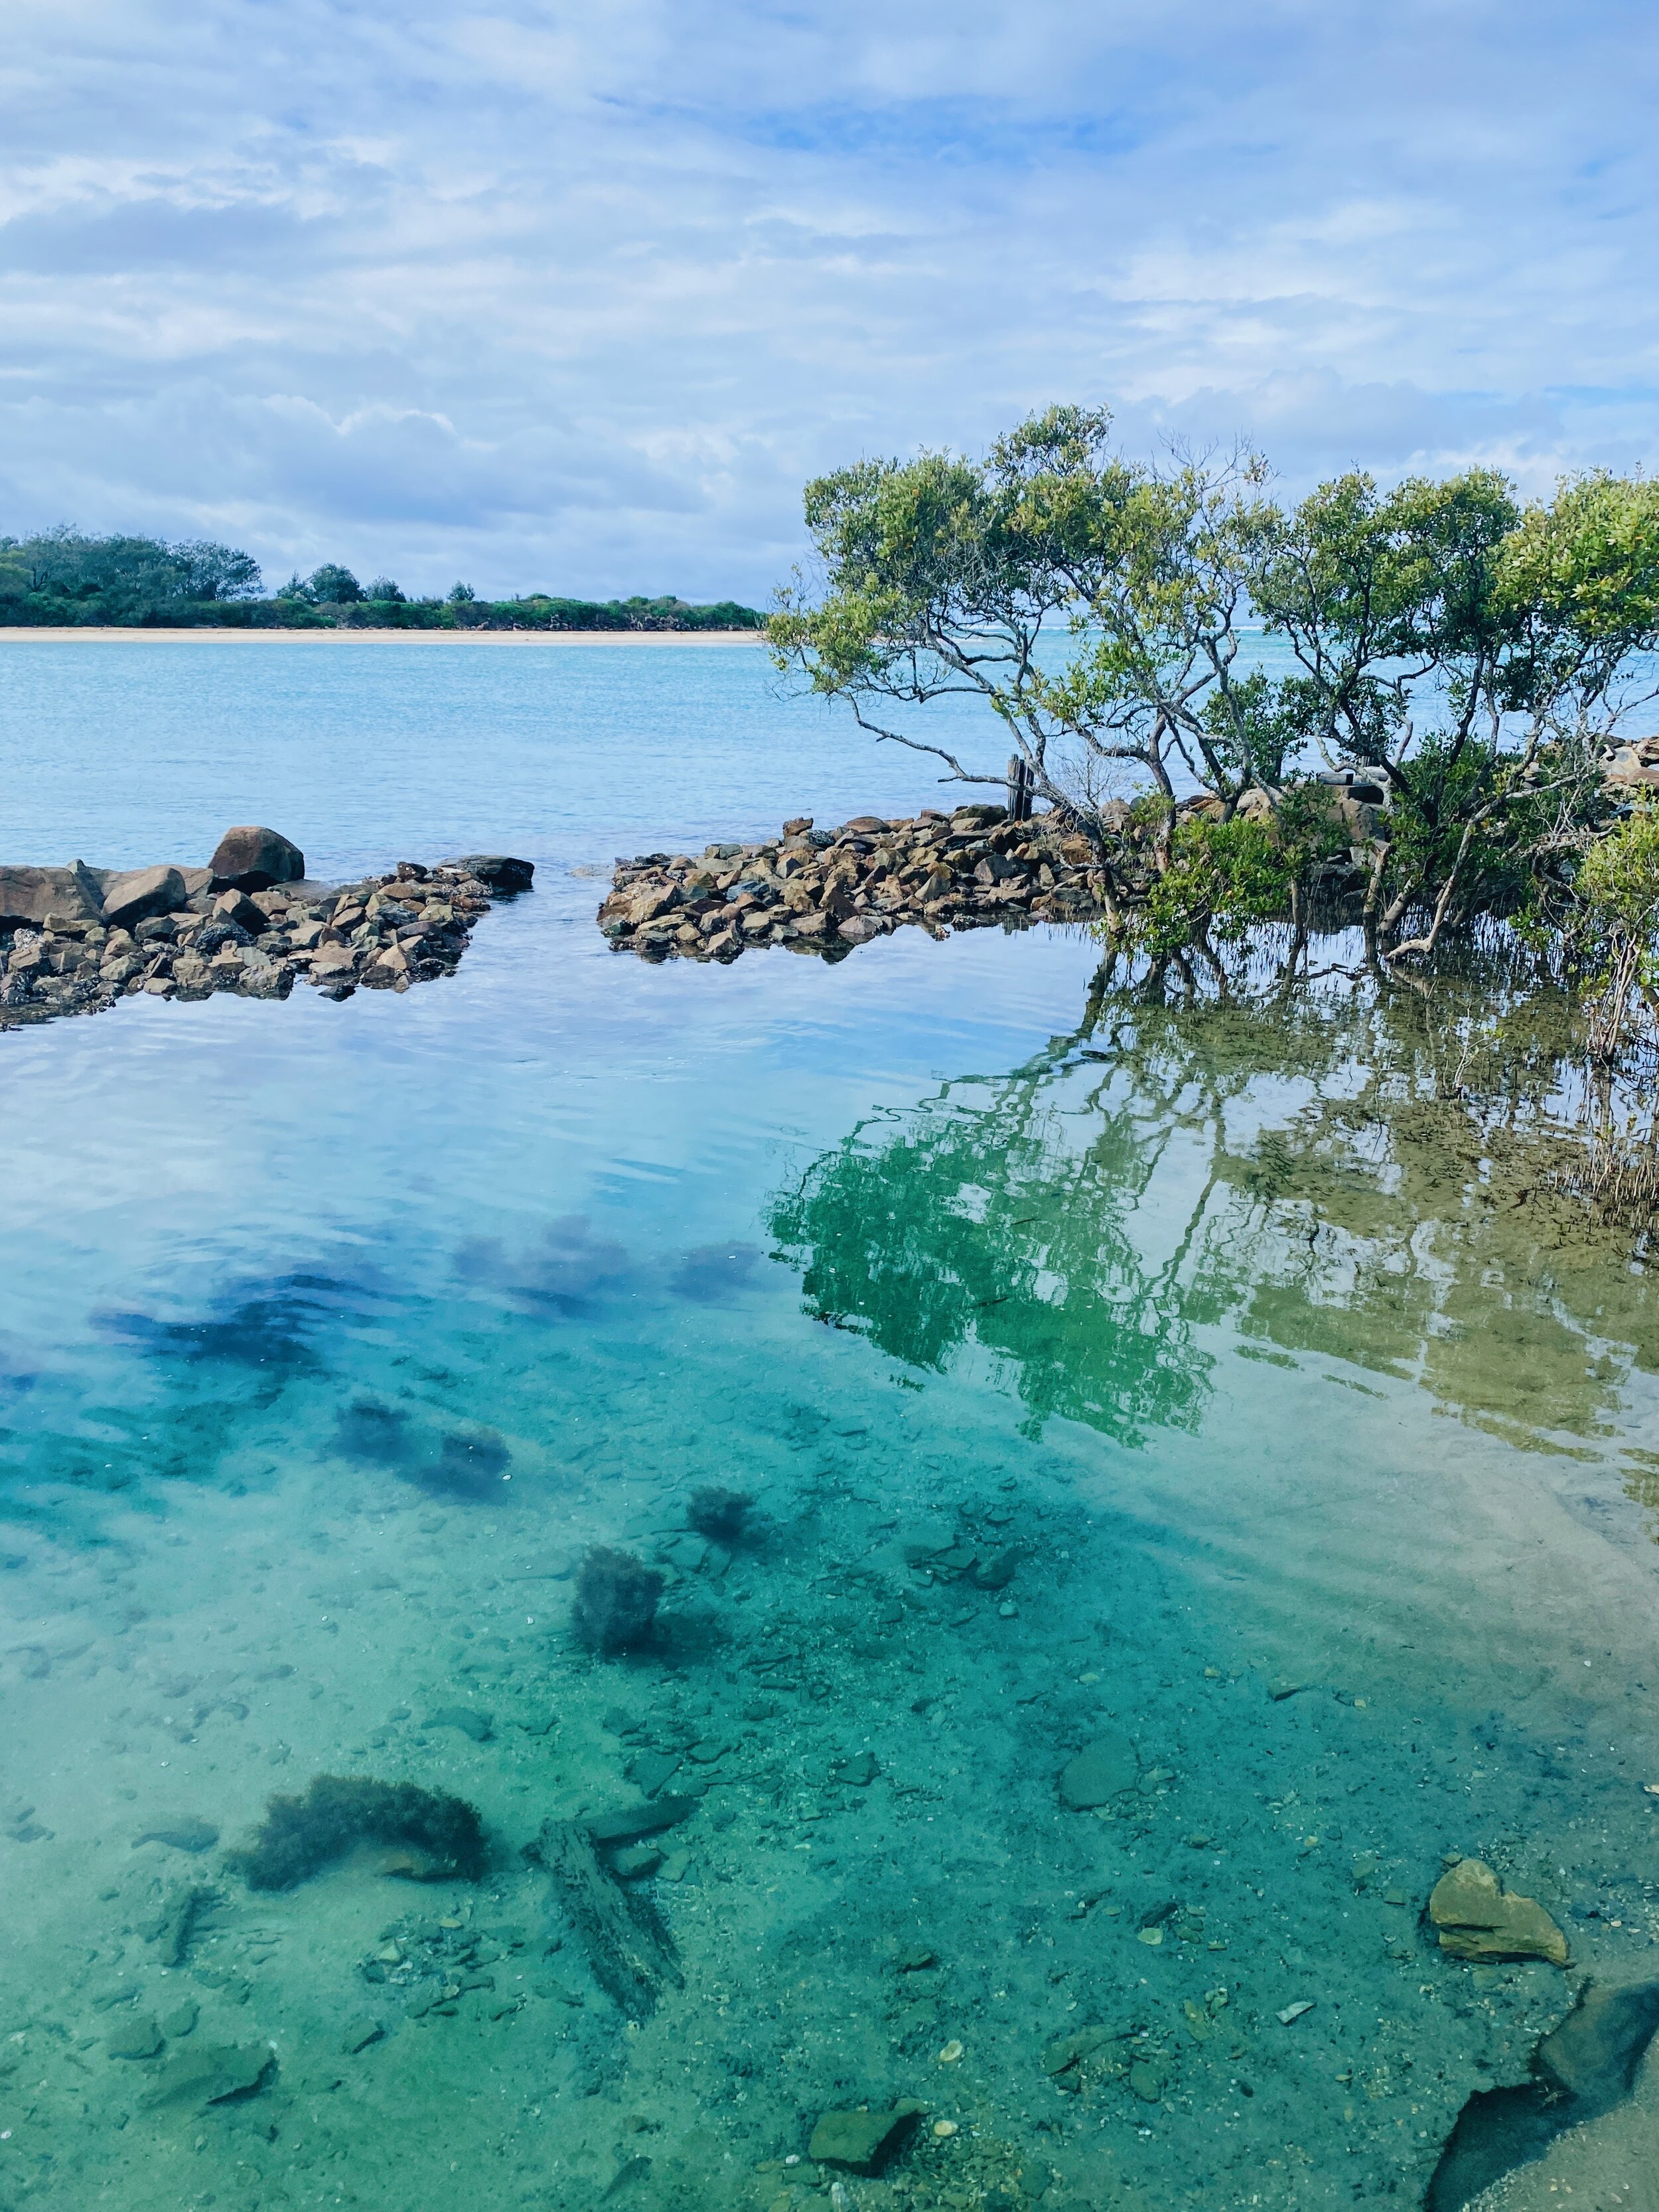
[770,406,1659,970]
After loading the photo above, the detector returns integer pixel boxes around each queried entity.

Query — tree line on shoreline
[0,530,763,632]
[770,404,1659,1047]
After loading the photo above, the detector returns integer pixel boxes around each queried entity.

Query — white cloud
[0,0,1656,600]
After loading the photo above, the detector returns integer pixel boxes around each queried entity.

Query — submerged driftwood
[526,1817,683,2019]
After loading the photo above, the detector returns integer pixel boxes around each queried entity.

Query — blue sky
[3,0,1656,603]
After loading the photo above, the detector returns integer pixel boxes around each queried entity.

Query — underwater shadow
[1427,1976,1659,2209]
[453,1215,632,1316]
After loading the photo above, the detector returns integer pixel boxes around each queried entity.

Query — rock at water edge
[209,826,306,891]
[447,854,535,893]
[0,861,106,927]
[101,865,187,931]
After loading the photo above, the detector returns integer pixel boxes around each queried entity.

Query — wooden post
[1006,755,1033,822]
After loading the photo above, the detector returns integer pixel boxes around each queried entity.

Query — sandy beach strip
[0,626,767,646]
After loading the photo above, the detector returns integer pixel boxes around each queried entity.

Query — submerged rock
[133,1816,219,1854]
[106,2013,163,2061]
[807,2107,921,2174]
[423,1706,494,1742]
[141,2040,275,2111]
[1058,1731,1139,1809]
[1429,1858,1569,1966]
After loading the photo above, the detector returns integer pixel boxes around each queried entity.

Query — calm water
[1,640,1656,2212]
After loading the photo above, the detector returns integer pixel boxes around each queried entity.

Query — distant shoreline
[0,627,770,646]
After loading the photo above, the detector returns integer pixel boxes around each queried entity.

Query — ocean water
[1,640,1657,2212]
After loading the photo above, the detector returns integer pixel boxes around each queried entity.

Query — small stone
[624,1750,682,1797]
[936,2039,964,2063]
[422,1706,493,1741]
[832,1750,879,1788]
[611,1844,664,1880]
[807,2110,919,2174]
[1277,2001,1315,2025]
[107,2014,163,2060]
[160,2001,198,2038]
[972,1548,1018,1591]
[141,2041,275,2110]
[1429,1858,1569,1966]
[1269,1679,1311,1702]
[895,1947,936,1972]
[931,2120,957,2138]
[341,2017,384,2055]
[997,1600,1019,1619]
[1129,2055,1169,2101]
[1058,1732,1139,1809]
[586,1795,697,1846]
[133,1817,219,1854]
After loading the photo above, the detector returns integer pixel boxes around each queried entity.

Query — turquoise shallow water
[2,642,1658,2212]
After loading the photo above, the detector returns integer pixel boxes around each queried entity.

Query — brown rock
[208,826,306,890]
[0,862,106,927]
[212,889,267,934]
[102,865,188,931]
[1429,1858,1569,1966]
[627,884,681,926]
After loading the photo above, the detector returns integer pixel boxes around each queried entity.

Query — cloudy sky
[2,0,1656,603]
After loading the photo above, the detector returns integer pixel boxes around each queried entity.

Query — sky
[2,0,1657,604]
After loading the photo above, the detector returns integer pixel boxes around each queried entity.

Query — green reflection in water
[770,962,1659,1483]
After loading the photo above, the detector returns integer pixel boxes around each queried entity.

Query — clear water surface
[1,639,1656,2212]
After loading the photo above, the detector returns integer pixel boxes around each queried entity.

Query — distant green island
[0,530,763,631]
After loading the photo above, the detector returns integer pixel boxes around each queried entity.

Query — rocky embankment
[598,803,1100,961]
[0,824,534,1030]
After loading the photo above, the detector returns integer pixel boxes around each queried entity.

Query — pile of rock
[598,804,1102,962]
[0,824,534,1029]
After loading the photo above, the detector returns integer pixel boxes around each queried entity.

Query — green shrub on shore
[771,406,1659,980]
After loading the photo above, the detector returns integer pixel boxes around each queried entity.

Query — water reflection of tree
[768,960,1659,1463]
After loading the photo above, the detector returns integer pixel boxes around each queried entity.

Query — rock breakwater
[598,803,1101,962]
[0,828,532,1030]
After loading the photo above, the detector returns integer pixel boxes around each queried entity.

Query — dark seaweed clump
[228,1775,488,1891]
[571,1546,664,1653]
[427,1427,512,1499]
[686,1484,757,1542]
[336,1398,410,1466]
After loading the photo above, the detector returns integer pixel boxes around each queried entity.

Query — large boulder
[102,865,188,932]
[0,862,106,928]
[209,826,306,891]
